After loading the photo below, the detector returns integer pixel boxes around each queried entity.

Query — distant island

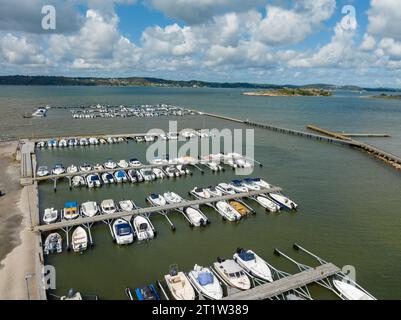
[242,88,333,97]
[0,75,399,92]
[368,94,401,100]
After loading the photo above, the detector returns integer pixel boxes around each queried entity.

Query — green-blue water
[1,86,400,299]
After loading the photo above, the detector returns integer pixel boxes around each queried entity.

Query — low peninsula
[242,88,333,97]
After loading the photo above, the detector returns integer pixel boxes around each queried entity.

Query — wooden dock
[20,140,35,186]
[224,263,340,300]
[34,187,281,232]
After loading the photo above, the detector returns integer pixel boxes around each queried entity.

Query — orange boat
[229,201,250,217]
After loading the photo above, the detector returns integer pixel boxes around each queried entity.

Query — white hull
[255,195,280,212]
[333,280,374,300]
[234,250,273,282]
[164,272,195,300]
[133,216,155,241]
[113,219,134,245]
[216,201,241,222]
[188,266,223,300]
[72,227,88,252]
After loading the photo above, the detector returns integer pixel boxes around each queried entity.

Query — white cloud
[360,33,376,51]
[367,0,401,41]
[378,38,401,59]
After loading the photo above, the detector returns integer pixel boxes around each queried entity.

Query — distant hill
[0,75,398,92]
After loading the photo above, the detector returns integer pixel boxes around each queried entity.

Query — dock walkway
[224,263,340,300]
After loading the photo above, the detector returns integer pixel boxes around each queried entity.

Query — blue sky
[0,0,401,87]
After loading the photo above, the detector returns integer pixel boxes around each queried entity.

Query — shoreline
[0,141,38,300]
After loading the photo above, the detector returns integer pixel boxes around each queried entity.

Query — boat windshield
[117,224,132,236]
[238,252,255,262]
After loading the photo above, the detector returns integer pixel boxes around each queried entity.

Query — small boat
[163,192,184,204]
[101,172,115,184]
[159,133,167,140]
[181,130,197,139]
[119,200,135,212]
[213,258,251,290]
[235,158,253,169]
[164,267,195,300]
[72,175,86,187]
[233,248,273,282]
[79,162,92,172]
[255,195,280,213]
[52,164,66,175]
[99,138,107,144]
[269,193,298,210]
[68,138,78,147]
[63,202,79,220]
[215,201,241,221]
[107,137,114,144]
[94,164,104,171]
[58,139,68,147]
[67,165,79,174]
[190,187,211,199]
[43,208,58,224]
[333,280,374,300]
[113,219,134,245]
[60,289,83,300]
[36,166,49,177]
[72,227,88,253]
[252,178,272,189]
[242,178,261,191]
[216,183,236,195]
[114,170,128,183]
[206,162,223,172]
[129,158,142,167]
[188,265,223,300]
[80,201,99,217]
[134,285,160,300]
[127,170,137,183]
[167,133,178,140]
[101,199,117,215]
[86,174,101,188]
[133,215,155,241]
[135,136,145,142]
[44,233,62,255]
[176,165,191,175]
[104,159,117,169]
[47,139,58,148]
[37,141,46,148]
[207,186,223,197]
[79,138,89,146]
[229,180,248,193]
[89,137,99,145]
[229,201,251,217]
[117,160,129,168]
[153,168,165,179]
[134,170,144,182]
[184,206,208,227]
[144,135,155,142]
[139,169,156,181]
[147,194,166,207]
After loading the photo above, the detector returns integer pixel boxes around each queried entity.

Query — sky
[0,0,401,87]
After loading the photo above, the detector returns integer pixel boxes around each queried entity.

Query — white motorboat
[72,226,88,252]
[181,130,197,139]
[234,249,273,282]
[117,159,129,168]
[113,219,134,245]
[167,132,178,140]
[52,164,66,175]
[99,138,107,144]
[119,200,135,212]
[37,141,46,148]
[255,195,280,212]
[47,139,58,148]
[104,159,117,169]
[269,193,298,210]
[163,192,184,204]
[44,233,62,255]
[129,158,142,167]
[58,139,68,147]
[89,137,99,145]
[206,162,223,172]
[190,187,211,199]
[133,215,155,241]
[62,202,79,220]
[183,206,209,227]
[213,259,251,290]
[144,135,155,142]
[153,168,165,179]
[80,201,99,217]
[216,183,236,195]
[164,269,195,300]
[165,166,180,177]
[229,180,248,193]
[207,186,223,197]
[67,165,79,174]
[72,175,86,187]
[147,194,166,207]
[159,133,168,140]
[333,280,374,300]
[43,208,58,224]
[114,170,128,183]
[241,178,261,191]
[107,137,114,144]
[135,136,145,142]
[80,162,92,172]
[101,172,115,184]
[86,174,101,187]
[101,199,117,215]
[36,166,49,177]
[134,170,144,182]
[252,178,272,189]
[176,165,191,175]
[68,138,78,147]
[188,265,223,300]
[127,170,138,183]
[94,163,104,171]
[79,138,89,146]
[235,158,253,169]
[215,201,241,221]
[139,168,156,181]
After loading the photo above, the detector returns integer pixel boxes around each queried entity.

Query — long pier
[224,263,340,300]
[34,187,281,232]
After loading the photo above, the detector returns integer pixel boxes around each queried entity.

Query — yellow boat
[229,201,250,217]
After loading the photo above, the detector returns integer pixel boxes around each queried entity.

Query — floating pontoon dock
[34,187,281,233]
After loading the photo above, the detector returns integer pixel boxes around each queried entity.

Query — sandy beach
[0,141,38,300]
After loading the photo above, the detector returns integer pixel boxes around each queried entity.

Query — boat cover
[198,272,213,286]
[116,224,132,236]
[65,202,78,208]
[239,251,255,262]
